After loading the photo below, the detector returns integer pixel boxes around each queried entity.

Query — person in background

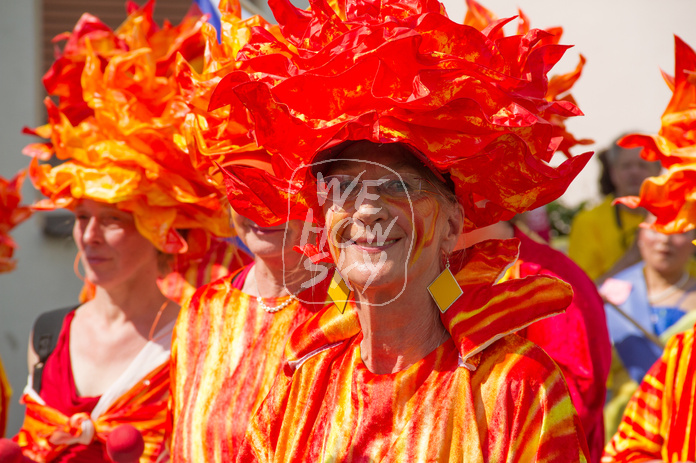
[601,217,696,440]
[603,35,696,462]
[568,137,661,284]
[465,218,610,462]
[11,6,231,462]
[0,171,32,437]
[168,3,330,461]
[216,0,593,459]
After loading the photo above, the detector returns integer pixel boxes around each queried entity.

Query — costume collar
[285,239,572,371]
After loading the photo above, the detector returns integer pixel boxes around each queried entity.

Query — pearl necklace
[256,294,299,313]
[254,268,300,313]
[648,272,689,305]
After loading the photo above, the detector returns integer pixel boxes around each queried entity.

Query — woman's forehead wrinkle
[323,155,424,178]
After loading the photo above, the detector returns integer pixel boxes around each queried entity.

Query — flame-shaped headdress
[212,0,592,232]
[23,1,232,255]
[618,36,696,235]
[176,0,283,182]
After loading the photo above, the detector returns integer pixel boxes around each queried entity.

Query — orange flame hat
[462,0,593,158]
[175,0,282,185]
[617,36,696,235]
[0,170,32,273]
[23,1,232,255]
[212,0,592,231]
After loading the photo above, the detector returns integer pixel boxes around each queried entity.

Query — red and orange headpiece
[0,171,32,273]
[617,36,696,235]
[213,0,592,232]
[23,1,232,256]
[175,0,283,185]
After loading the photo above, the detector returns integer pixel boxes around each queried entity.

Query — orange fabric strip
[16,363,169,462]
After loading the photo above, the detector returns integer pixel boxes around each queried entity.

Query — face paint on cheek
[379,195,440,268]
[326,207,350,265]
[408,197,441,267]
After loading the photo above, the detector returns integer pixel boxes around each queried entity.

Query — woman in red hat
[213,0,594,460]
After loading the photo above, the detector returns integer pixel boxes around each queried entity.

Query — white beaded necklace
[648,272,689,305]
[254,268,300,314]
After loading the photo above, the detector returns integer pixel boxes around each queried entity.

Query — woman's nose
[81,217,103,243]
[352,188,389,224]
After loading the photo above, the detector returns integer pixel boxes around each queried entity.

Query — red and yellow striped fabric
[16,363,169,462]
[236,240,589,462]
[157,237,252,305]
[169,267,329,462]
[602,326,696,462]
[238,316,588,462]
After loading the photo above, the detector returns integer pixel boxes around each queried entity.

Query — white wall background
[0,0,85,436]
[441,0,696,205]
[1,0,696,436]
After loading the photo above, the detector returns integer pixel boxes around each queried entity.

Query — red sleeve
[516,227,612,462]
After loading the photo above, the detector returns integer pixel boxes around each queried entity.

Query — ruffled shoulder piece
[446,238,573,368]
[284,299,361,371]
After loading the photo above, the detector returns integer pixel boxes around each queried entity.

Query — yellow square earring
[327,270,352,314]
[427,255,463,313]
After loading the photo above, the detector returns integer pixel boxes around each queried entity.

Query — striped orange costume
[169,267,330,462]
[16,363,170,462]
[602,327,696,461]
[209,0,592,458]
[237,240,590,462]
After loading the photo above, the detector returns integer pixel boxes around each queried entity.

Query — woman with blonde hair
[10,5,231,462]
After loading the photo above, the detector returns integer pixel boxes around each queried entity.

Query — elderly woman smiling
[216,0,595,460]
[315,142,463,374]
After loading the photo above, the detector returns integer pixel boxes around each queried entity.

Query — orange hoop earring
[73,251,86,283]
[74,251,96,302]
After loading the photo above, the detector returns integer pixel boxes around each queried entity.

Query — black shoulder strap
[32,306,75,393]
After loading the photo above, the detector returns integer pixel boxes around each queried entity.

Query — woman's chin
[345,265,406,294]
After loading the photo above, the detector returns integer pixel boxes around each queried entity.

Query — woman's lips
[249,225,285,234]
[350,237,400,252]
[85,255,109,265]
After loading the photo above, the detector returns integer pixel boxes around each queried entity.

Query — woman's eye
[383,179,411,195]
[100,214,128,227]
[339,180,359,195]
